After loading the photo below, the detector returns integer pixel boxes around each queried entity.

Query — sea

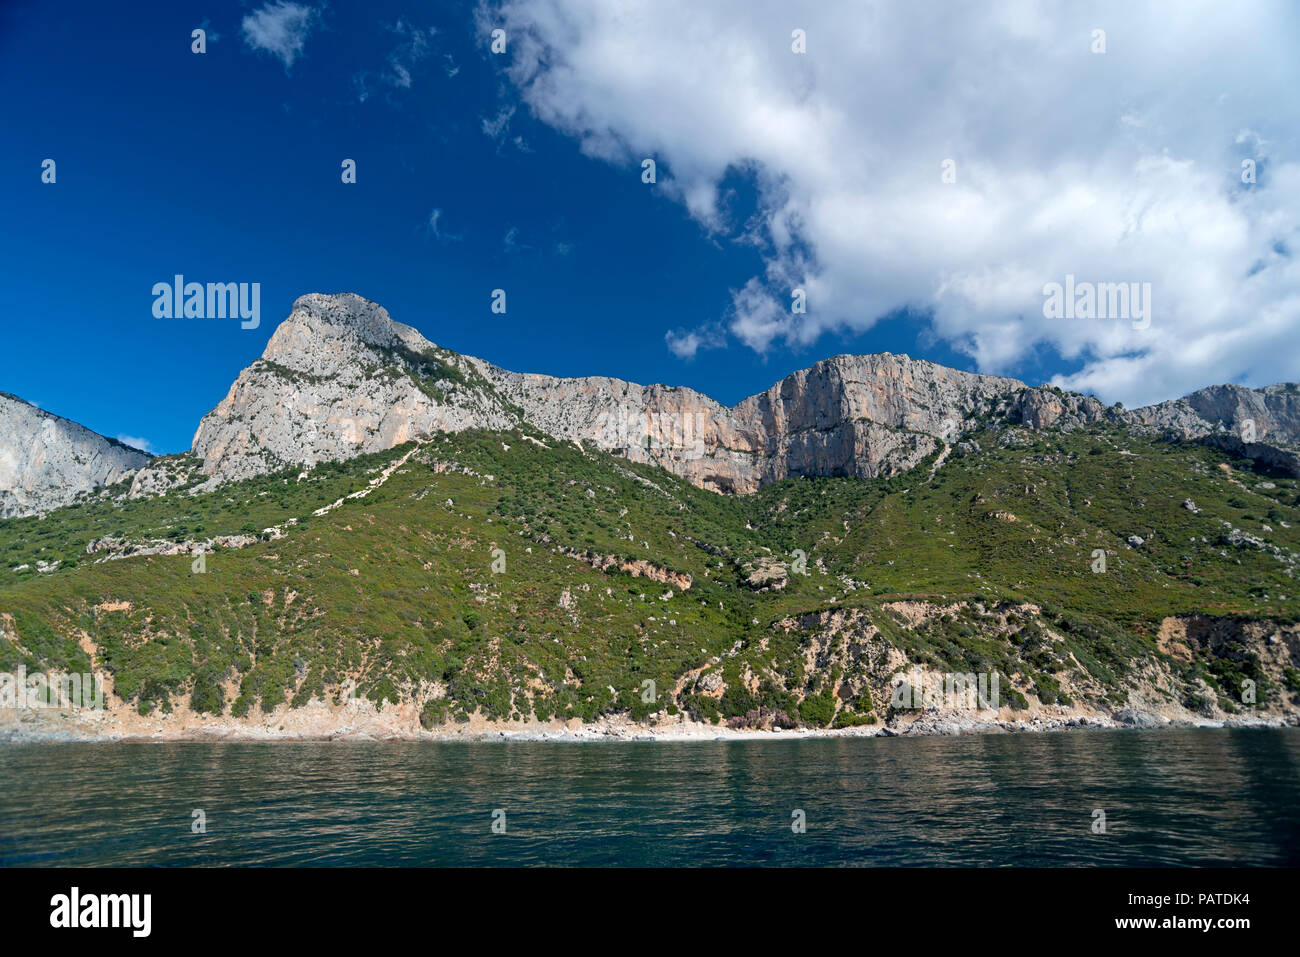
[1,727,1297,866]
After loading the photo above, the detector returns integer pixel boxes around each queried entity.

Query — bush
[798,687,835,727]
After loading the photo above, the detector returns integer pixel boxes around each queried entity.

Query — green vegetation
[2,423,1298,727]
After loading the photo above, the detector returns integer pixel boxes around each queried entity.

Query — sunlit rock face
[0,393,151,518]
[189,292,1298,493]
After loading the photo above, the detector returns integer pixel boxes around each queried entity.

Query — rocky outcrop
[0,393,151,518]
[556,547,693,590]
[486,352,1067,493]
[1124,382,1300,476]
[1133,382,1300,446]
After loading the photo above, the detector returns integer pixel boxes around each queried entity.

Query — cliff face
[0,393,151,518]
[487,353,1122,493]
[191,293,1135,492]
[189,293,517,483]
[184,292,1300,493]
[8,294,1298,511]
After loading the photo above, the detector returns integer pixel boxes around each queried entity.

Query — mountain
[189,293,517,485]
[2,292,1299,740]
[0,393,151,519]
[191,293,1297,494]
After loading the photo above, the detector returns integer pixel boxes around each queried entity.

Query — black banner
[0,867,1280,944]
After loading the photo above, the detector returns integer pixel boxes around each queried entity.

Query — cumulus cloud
[486,0,1300,405]
[242,1,317,71]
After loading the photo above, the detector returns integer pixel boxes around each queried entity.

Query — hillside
[3,292,1300,739]
[3,418,1299,738]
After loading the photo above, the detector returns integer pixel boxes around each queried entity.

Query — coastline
[3,696,1296,744]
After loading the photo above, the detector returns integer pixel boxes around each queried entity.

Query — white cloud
[481,105,515,140]
[242,2,317,71]
[487,0,1300,405]
[116,435,154,454]
[387,20,436,88]
[426,207,462,243]
[665,323,725,360]
[356,19,438,101]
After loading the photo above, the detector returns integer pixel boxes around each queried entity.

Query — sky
[2,0,1298,455]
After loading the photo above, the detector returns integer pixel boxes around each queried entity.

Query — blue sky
[2,1,1297,454]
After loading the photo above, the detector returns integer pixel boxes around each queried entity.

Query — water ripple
[0,728,1297,866]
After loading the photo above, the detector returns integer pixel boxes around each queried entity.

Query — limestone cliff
[191,293,1131,492]
[0,393,151,517]
[190,293,517,483]
[180,292,1300,493]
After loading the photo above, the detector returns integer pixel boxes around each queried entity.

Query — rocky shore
[3,697,1295,744]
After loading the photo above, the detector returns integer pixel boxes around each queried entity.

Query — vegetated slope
[2,423,1299,732]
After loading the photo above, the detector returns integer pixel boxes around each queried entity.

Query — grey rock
[1134,382,1300,446]
[0,393,151,517]
[191,293,516,484]
[1114,708,1165,729]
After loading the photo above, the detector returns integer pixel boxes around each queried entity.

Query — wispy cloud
[665,323,726,360]
[481,105,515,140]
[481,104,532,153]
[241,1,317,71]
[356,19,438,102]
[426,207,462,243]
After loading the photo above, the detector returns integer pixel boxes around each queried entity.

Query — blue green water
[2,728,1297,866]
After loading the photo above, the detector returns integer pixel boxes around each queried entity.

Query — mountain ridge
[188,292,1300,492]
[4,291,1300,516]
[4,301,1300,737]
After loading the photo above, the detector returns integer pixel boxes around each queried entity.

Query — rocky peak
[261,293,430,375]
[190,294,517,483]
[190,293,1136,493]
